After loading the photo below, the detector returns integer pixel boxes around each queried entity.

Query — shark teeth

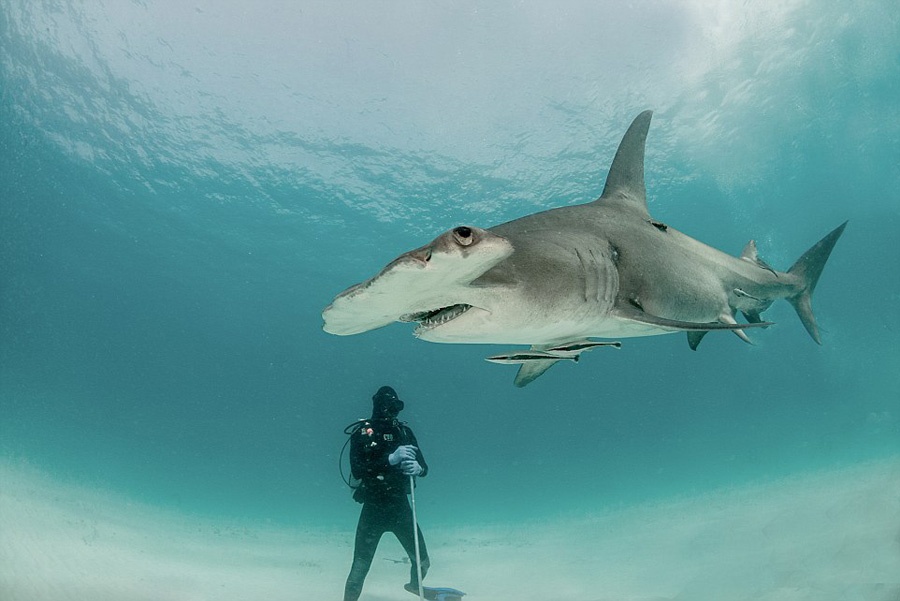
[402,304,472,332]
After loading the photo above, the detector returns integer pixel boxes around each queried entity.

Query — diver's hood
[372,385,404,419]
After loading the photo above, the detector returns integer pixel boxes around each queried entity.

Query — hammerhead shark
[322,110,846,386]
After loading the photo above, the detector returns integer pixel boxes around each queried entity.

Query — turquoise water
[1,0,898,534]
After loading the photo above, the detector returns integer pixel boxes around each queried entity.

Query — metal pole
[409,475,425,601]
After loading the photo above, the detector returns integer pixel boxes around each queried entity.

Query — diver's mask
[372,385,404,419]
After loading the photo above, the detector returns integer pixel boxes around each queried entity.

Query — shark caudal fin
[786,221,848,344]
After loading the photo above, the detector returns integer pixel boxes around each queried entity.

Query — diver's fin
[786,221,848,344]
[405,583,466,601]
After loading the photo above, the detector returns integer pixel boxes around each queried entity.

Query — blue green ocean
[1,2,898,599]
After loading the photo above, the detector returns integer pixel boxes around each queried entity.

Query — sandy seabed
[1,458,898,601]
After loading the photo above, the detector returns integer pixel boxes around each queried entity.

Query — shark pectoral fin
[514,360,561,388]
[614,304,774,333]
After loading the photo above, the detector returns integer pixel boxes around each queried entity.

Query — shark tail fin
[786,221,848,344]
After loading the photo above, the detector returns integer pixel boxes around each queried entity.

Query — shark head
[322,225,514,336]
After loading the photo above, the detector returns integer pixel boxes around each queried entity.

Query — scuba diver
[343,385,430,601]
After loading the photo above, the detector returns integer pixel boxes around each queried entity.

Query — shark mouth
[402,304,472,333]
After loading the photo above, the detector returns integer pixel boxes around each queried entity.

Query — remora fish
[322,111,846,386]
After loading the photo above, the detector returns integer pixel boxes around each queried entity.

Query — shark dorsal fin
[595,110,653,217]
[740,240,759,262]
[740,240,778,275]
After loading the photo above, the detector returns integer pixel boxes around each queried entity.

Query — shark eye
[453,226,474,246]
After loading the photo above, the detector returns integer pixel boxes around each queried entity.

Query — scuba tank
[340,417,412,501]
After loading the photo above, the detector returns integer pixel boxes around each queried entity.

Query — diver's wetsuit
[343,416,430,601]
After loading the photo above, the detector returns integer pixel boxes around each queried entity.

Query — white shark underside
[322,111,847,386]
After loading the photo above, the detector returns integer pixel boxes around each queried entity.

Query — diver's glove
[401,460,424,477]
[388,445,418,466]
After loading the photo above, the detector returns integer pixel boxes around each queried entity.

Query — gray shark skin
[322,111,847,386]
